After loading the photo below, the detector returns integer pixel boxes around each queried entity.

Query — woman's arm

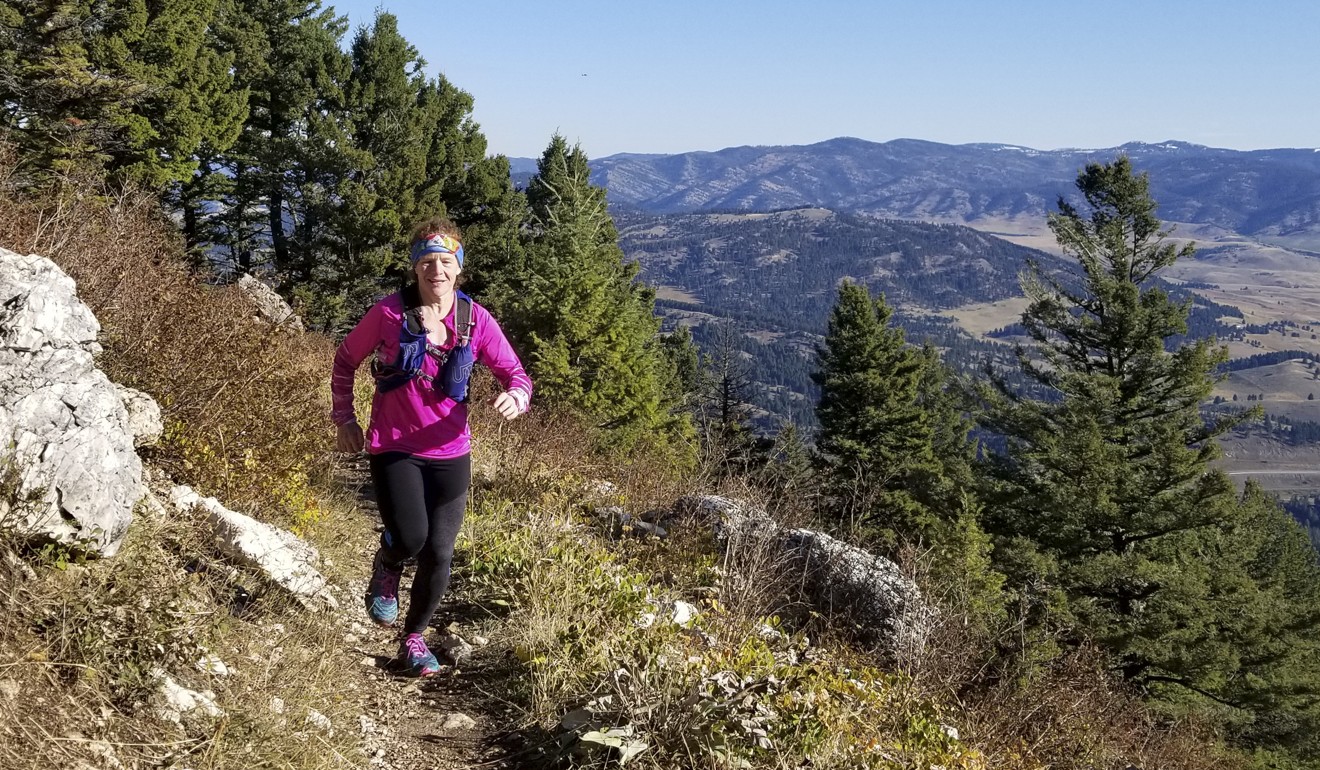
[473,305,533,416]
[330,301,388,427]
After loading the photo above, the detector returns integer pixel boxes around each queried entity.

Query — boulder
[784,528,932,656]
[0,249,145,556]
[169,485,337,610]
[676,494,932,657]
[235,274,303,331]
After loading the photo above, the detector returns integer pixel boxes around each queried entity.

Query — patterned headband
[409,233,464,267]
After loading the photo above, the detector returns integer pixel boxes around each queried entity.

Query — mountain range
[516,138,1320,249]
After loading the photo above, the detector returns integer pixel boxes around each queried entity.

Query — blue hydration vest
[371,285,475,402]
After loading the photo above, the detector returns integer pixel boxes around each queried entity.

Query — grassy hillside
[0,159,1257,770]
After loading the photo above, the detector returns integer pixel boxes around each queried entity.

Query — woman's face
[414,250,461,297]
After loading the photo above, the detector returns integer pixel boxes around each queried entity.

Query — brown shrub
[0,147,337,530]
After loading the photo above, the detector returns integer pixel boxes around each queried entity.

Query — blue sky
[326,0,1318,159]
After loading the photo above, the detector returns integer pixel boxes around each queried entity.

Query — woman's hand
[336,421,365,453]
[492,392,523,420]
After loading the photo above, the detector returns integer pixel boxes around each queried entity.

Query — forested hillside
[618,207,1265,429]
[3,4,1320,769]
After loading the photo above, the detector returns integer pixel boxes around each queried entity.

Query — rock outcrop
[0,248,148,556]
[236,274,303,331]
[784,528,932,657]
[676,494,932,656]
[169,485,337,610]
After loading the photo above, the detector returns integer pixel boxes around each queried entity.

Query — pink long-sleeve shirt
[331,292,532,459]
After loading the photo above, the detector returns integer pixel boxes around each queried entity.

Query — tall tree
[512,135,693,454]
[212,0,350,281]
[977,158,1320,757]
[0,0,246,188]
[813,280,943,544]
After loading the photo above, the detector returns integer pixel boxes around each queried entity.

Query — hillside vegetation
[3,3,1320,768]
[0,164,1254,770]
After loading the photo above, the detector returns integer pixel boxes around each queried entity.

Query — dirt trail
[336,460,543,770]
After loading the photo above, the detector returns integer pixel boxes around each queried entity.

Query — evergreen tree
[214,0,351,282]
[700,320,758,475]
[659,324,702,405]
[513,135,693,454]
[977,158,1320,758]
[813,280,942,543]
[0,0,247,188]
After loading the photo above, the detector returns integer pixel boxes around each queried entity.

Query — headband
[409,233,464,267]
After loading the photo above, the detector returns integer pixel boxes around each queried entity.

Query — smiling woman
[329,215,533,677]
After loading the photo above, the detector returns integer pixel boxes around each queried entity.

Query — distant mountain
[578,138,1320,242]
[618,207,1253,429]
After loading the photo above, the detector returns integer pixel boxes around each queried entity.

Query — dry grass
[0,146,373,768]
[0,147,338,533]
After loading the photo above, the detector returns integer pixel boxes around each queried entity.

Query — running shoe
[399,633,441,677]
[365,550,401,627]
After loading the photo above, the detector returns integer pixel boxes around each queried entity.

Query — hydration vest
[371,285,475,402]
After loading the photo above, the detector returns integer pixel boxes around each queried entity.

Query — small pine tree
[510,135,694,455]
[813,280,942,545]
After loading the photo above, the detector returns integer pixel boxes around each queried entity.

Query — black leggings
[369,452,471,635]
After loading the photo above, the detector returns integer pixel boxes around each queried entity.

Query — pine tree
[813,280,942,543]
[0,0,143,182]
[0,0,247,189]
[975,159,1320,746]
[211,0,350,282]
[700,320,758,475]
[512,135,693,454]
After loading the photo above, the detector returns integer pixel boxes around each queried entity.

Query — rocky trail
[337,460,547,770]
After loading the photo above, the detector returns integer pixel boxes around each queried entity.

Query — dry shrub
[0,148,337,530]
[959,646,1241,770]
[900,577,1247,770]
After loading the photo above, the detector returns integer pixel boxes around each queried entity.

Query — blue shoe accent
[400,633,441,677]
[366,550,401,627]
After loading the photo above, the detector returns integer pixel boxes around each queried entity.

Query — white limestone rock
[152,667,223,722]
[236,274,303,331]
[169,485,337,610]
[0,249,144,557]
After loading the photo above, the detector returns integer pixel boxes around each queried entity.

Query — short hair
[408,215,461,247]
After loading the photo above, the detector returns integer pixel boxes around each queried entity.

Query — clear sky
[325,0,1318,159]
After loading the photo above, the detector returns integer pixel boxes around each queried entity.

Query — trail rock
[236,274,303,331]
[195,655,231,677]
[675,495,775,544]
[152,668,223,722]
[305,708,333,732]
[437,634,473,664]
[670,600,699,627]
[784,528,932,656]
[0,249,145,557]
[440,713,476,730]
[169,485,337,610]
[677,493,932,657]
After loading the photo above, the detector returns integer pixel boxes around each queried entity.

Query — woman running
[331,216,532,676]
